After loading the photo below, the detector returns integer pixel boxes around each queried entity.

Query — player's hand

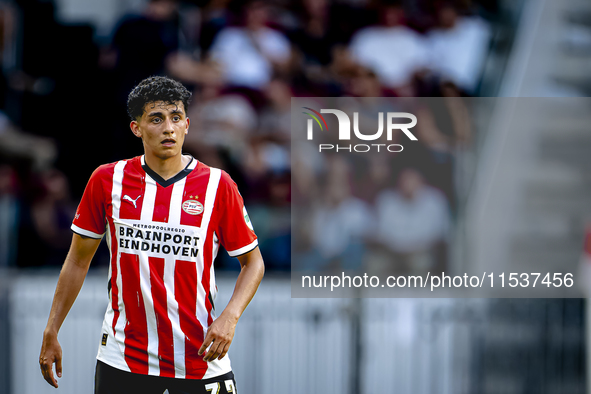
[40,329,62,388]
[198,313,238,362]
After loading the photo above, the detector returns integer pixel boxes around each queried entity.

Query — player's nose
[163,118,175,134]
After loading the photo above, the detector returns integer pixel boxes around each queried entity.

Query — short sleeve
[215,171,258,257]
[71,166,108,239]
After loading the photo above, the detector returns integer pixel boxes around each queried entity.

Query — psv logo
[182,199,203,215]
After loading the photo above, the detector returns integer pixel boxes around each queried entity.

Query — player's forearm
[44,256,91,335]
[44,234,100,335]
[222,248,265,322]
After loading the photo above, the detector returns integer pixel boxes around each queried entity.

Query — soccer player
[39,76,265,393]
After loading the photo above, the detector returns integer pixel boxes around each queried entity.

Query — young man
[39,76,264,393]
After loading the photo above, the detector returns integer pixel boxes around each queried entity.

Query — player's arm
[199,246,265,361]
[39,233,102,388]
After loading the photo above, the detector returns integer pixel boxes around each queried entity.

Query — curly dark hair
[127,76,192,121]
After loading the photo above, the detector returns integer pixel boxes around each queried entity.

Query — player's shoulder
[218,168,235,186]
[90,156,140,179]
[193,160,235,186]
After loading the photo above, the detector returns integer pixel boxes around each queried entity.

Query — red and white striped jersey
[71,155,257,380]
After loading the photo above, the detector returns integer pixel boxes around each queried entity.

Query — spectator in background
[258,78,292,142]
[409,89,472,207]
[199,0,233,54]
[289,0,335,67]
[184,75,257,162]
[307,156,373,272]
[209,1,291,90]
[0,111,57,171]
[349,2,429,96]
[426,1,491,94]
[30,170,76,266]
[246,171,291,271]
[241,77,292,201]
[345,67,385,98]
[99,0,184,161]
[0,165,19,267]
[373,167,450,275]
[108,0,182,103]
[17,169,77,267]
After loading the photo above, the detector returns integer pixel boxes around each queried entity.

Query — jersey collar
[141,154,198,187]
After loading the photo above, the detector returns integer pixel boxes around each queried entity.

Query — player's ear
[130,121,142,138]
[185,117,190,135]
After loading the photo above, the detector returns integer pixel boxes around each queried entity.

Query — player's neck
[143,153,189,181]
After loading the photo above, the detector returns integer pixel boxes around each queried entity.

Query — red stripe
[180,165,208,227]
[153,184,174,223]
[102,164,121,338]
[120,252,149,375]
[119,162,144,220]
[202,228,214,326]
[108,218,120,337]
[175,260,207,379]
[149,257,175,377]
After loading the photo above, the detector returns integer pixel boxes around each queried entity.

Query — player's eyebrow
[147,109,184,117]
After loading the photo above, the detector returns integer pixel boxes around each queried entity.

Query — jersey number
[205,380,235,393]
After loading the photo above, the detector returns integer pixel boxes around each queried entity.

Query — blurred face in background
[397,168,424,200]
[303,0,328,19]
[245,1,269,30]
[265,79,292,108]
[41,170,70,201]
[382,5,405,27]
[0,165,16,195]
[325,156,351,207]
[348,67,381,97]
[437,4,459,29]
[147,0,179,21]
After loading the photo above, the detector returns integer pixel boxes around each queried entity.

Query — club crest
[183,199,204,215]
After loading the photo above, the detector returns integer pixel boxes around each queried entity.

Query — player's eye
[173,116,181,122]
[152,118,162,123]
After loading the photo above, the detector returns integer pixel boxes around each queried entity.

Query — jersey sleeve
[71,165,108,239]
[215,171,258,257]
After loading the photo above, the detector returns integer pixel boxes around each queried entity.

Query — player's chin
[158,145,180,156]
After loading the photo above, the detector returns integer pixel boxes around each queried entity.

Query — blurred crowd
[0,0,499,271]
[291,95,470,276]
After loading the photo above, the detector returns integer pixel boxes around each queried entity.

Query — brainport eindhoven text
[118,225,200,257]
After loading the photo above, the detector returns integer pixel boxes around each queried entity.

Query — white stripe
[111,161,128,366]
[140,257,160,375]
[196,168,221,332]
[105,222,111,253]
[166,176,187,377]
[201,168,220,231]
[210,232,220,319]
[70,224,103,239]
[137,158,159,374]
[187,156,198,171]
[163,256,185,378]
[226,239,258,257]
[168,177,186,226]
[111,161,126,220]
[141,176,157,222]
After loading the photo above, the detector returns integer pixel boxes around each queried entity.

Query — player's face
[130,101,190,160]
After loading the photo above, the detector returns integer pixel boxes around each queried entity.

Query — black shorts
[95,360,237,394]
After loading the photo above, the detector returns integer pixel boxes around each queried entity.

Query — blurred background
[0,0,590,392]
